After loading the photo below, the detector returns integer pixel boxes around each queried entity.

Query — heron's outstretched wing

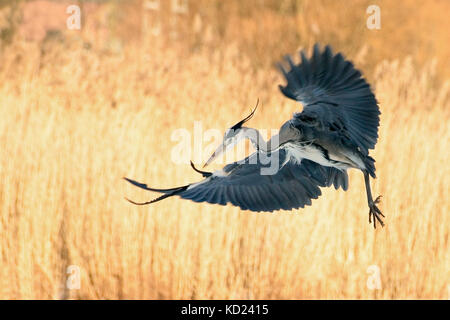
[125,149,348,212]
[278,44,380,155]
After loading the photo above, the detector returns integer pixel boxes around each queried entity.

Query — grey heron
[125,44,384,228]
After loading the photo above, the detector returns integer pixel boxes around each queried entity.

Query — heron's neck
[241,127,278,152]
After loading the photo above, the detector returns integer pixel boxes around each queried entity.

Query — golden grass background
[0,0,449,299]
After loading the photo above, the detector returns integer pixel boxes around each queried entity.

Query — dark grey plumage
[278,44,380,156]
[125,150,348,212]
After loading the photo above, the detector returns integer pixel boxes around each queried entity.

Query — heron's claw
[368,195,384,229]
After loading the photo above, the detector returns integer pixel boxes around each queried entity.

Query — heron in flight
[125,44,384,228]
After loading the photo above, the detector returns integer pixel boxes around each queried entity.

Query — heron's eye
[225,128,238,139]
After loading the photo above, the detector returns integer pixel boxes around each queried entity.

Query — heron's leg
[364,171,384,228]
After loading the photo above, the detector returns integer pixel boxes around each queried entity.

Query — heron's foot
[368,195,384,229]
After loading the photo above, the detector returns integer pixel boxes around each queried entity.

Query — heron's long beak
[203,100,258,168]
[203,142,228,168]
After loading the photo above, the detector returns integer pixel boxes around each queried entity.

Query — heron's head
[276,120,302,146]
[203,101,259,167]
[203,128,244,167]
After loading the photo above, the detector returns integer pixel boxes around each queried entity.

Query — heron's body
[125,44,385,228]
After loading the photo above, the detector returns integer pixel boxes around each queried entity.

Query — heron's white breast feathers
[283,142,352,171]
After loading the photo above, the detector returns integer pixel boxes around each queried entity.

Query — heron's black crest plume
[230,98,259,130]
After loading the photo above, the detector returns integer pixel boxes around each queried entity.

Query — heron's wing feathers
[278,44,380,155]
[125,149,348,212]
[182,150,349,212]
[123,177,187,193]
